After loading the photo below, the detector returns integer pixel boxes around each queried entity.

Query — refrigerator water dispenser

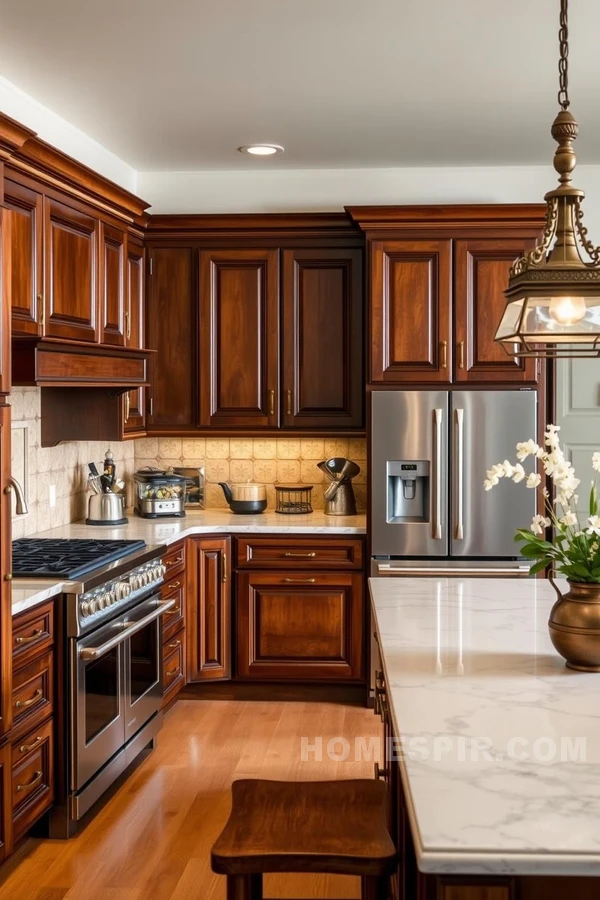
[387,461,430,523]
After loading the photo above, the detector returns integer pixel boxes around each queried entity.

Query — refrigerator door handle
[375,564,531,577]
[433,408,443,540]
[455,407,465,540]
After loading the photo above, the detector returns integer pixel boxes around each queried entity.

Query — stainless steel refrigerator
[370,390,537,577]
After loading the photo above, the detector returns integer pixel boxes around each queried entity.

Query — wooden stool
[211,778,396,900]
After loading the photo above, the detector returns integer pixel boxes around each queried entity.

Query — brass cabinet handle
[458,340,465,369]
[168,640,182,649]
[15,688,43,709]
[166,557,182,567]
[166,667,179,678]
[440,340,448,369]
[124,392,130,424]
[379,697,389,724]
[283,578,316,584]
[222,552,227,583]
[283,551,316,558]
[16,771,43,793]
[167,581,181,589]
[19,736,43,754]
[15,629,44,645]
[125,308,131,341]
[164,608,179,616]
[374,763,389,781]
[286,389,292,416]
[38,294,45,331]
[268,389,275,417]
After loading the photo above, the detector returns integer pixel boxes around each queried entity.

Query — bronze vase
[548,577,600,672]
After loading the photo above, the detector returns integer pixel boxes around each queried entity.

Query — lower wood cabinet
[11,717,53,843]
[236,570,364,681]
[160,541,187,709]
[186,537,231,682]
[0,745,11,865]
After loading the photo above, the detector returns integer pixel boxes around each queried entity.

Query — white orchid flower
[512,463,525,483]
[516,440,540,461]
[560,511,578,528]
[593,452,600,474]
[586,515,600,537]
[530,514,551,535]
[526,472,542,489]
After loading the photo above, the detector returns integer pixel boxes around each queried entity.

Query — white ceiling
[1,0,600,172]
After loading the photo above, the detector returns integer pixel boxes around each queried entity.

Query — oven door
[123,593,174,743]
[72,616,127,791]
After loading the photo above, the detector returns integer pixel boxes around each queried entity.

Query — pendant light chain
[558,0,570,110]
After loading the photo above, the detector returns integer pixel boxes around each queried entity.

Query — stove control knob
[109,589,117,605]
[123,582,132,598]
[130,575,138,591]
[158,563,166,579]
[96,594,105,611]
[81,600,92,617]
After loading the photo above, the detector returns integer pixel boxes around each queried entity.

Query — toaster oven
[134,468,187,518]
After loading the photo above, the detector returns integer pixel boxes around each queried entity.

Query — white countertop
[12,510,366,615]
[370,577,600,877]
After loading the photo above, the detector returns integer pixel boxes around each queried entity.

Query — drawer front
[162,636,184,695]
[11,717,54,841]
[236,537,364,570]
[163,542,185,581]
[12,653,53,739]
[12,601,54,666]
[161,578,185,641]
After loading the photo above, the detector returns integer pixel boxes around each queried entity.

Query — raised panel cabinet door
[236,570,364,680]
[123,238,145,435]
[4,179,43,337]
[370,239,452,384]
[282,249,364,429]
[99,223,126,346]
[454,239,538,384]
[147,248,196,428]
[0,405,13,737]
[187,537,231,681]
[0,210,11,396]
[199,249,279,428]
[0,743,12,863]
[44,197,98,342]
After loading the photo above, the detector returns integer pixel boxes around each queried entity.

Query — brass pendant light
[495,0,600,358]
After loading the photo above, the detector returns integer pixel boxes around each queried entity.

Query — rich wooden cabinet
[0,405,12,738]
[160,541,186,709]
[0,745,11,865]
[187,537,231,681]
[44,197,98,343]
[99,223,126,347]
[371,239,452,384]
[281,248,363,428]
[199,249,279,428]
[122,238,145,435]
[454,238,538,384]
[236,570,363,681]
[4,179,43,338]
[147,248,196,429]
[0,210,10,396]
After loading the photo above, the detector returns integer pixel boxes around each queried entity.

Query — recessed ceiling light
[238,144,284,156]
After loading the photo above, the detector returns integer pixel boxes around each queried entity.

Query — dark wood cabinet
[0,745,11,865]
[0,405,12,738]
[0,210,10,396]
[199,249,279,429]
[99,223,126,347]
[44,197,98,343]
[122,237,145,435]
[4,179,43,338]
[370,239,452,383]
[160,541,186,709]
[454,238,538,384]
[187,537,231,681]
[282,248,363,428]
[147,248,196,429]
[236,570,363,681]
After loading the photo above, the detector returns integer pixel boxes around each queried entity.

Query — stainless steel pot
[218,482,267,514]
[86,493,128,526]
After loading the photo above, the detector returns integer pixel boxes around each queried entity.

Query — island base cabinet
[186,537,231,682]
[236,571,363,681]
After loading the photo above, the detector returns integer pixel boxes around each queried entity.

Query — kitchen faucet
[8,476,28,516]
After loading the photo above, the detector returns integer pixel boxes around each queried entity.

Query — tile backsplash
[135,437,367,511]
[9,388,135,537]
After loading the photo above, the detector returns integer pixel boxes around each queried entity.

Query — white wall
[0,77,137,193]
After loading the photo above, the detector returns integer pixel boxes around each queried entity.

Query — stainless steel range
[13,538,170,838]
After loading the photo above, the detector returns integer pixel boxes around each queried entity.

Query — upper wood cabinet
[147,247,196,429]
[199,249,279,429]
[44,198,98,343]
[99,223,126,347]
[4,179,43,338]
[281,249,363,428]
[371,240,452,384]
[187,537,231,682]
[454,238,538,384]
[0,210,11,396]
[122,238,145,435]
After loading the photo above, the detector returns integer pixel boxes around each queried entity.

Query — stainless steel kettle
[86,492,128,526]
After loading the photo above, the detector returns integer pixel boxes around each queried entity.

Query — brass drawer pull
[286,389,292,416]
[164,608,180,616]
[15,629,45,645]
[222,552,227,583]
[168,581,181,589]
[458,340,465,369]
[283,578,316,584]
[19,736,42,754]
[268,389,275,417]
[166,557,183,567]
[168,640,182,649]
[15,688,43,709]
[283,552,316,558]
[440,340,448,369]
[166,667,179,677]
[16,771,43,793]
[374,763,389,781]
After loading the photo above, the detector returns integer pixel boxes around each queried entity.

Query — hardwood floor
[0,700,382,900]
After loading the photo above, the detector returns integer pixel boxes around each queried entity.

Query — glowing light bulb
[548,297,587,326]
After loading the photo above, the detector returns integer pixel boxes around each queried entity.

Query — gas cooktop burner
[11,538,147,579]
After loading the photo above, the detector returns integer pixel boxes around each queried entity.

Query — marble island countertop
[12,509,366,615]
[370,576,600,877]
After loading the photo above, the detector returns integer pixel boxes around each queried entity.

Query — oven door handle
[79,599,176,661]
